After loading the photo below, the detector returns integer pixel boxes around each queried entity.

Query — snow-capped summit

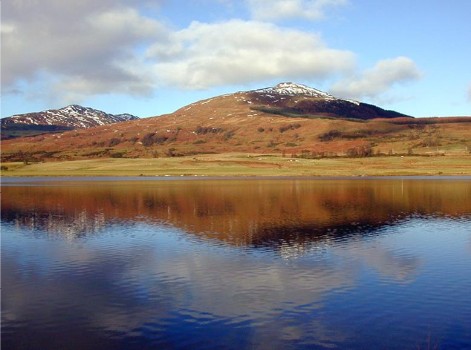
[255,82,336,100]
[238,82,409,120]
[3,105,139,129]
[1,105,139,139]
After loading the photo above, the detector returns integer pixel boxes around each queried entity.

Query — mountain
[1,105,139,139]
[245,82,410,120]
[1,83,470,162]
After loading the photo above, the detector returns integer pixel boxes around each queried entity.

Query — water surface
[2,177,471,349]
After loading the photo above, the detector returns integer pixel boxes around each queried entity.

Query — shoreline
[1,154,470,178]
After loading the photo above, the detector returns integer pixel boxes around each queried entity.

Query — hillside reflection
[2,179,471,249]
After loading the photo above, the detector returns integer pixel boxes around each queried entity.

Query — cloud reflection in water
[2,178,471,349]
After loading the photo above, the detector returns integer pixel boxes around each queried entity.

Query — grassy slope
[2,92,470,176]
[2,91,471,162]
[2,154,470,177]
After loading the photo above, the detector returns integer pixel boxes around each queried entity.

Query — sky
[2,0,470,118]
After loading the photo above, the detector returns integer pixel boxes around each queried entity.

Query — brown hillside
[1,84,471,162]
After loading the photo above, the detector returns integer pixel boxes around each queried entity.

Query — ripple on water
[2,178,471,350]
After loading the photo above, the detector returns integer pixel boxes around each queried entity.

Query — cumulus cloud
[246,0,348,21]
[2,0,354,102]
[330,56,421,100]
[149,20,355,89]
[2,0,165,102]
[468,84,471,102]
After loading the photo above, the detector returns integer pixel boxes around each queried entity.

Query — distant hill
[1,105,139,139]
[1,83,470,162]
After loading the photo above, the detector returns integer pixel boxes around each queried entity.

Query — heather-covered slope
[1,83,470,162]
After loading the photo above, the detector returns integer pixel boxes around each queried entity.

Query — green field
[2,153,471,177]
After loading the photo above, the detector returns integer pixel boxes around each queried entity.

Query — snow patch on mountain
[3,105,139,129]
[255,82,336,99]
[254,82,361,105]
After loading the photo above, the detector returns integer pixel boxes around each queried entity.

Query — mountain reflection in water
[3,178,470,251]
[2,178,471,350]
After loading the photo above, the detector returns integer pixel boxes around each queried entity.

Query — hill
[1,83,470,164]
[245,82,410,120]
[1,105,138,139]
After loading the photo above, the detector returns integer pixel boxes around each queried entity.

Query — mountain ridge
[1,105,139,139]
[254,82,340,99]
[1,82,470,163]
[244,82,410,120]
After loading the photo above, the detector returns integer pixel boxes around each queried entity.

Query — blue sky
[2,0,470,118]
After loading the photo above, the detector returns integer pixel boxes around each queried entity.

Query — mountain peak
[63,104,85,110]
[255,82,336,99]
[1,105,139,139]
[59,104,90,114]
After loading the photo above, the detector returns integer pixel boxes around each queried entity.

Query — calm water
[2,177,471,349]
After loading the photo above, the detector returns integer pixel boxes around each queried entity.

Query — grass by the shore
[1,154,470,177]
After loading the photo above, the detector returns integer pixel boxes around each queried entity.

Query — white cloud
[468,84,471,102]
[2,0,353,102]
[246,0,348,21]
[51,60,157,104]
[330,56,421,100]
[2,0,165,102]
[149,20,355,89]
